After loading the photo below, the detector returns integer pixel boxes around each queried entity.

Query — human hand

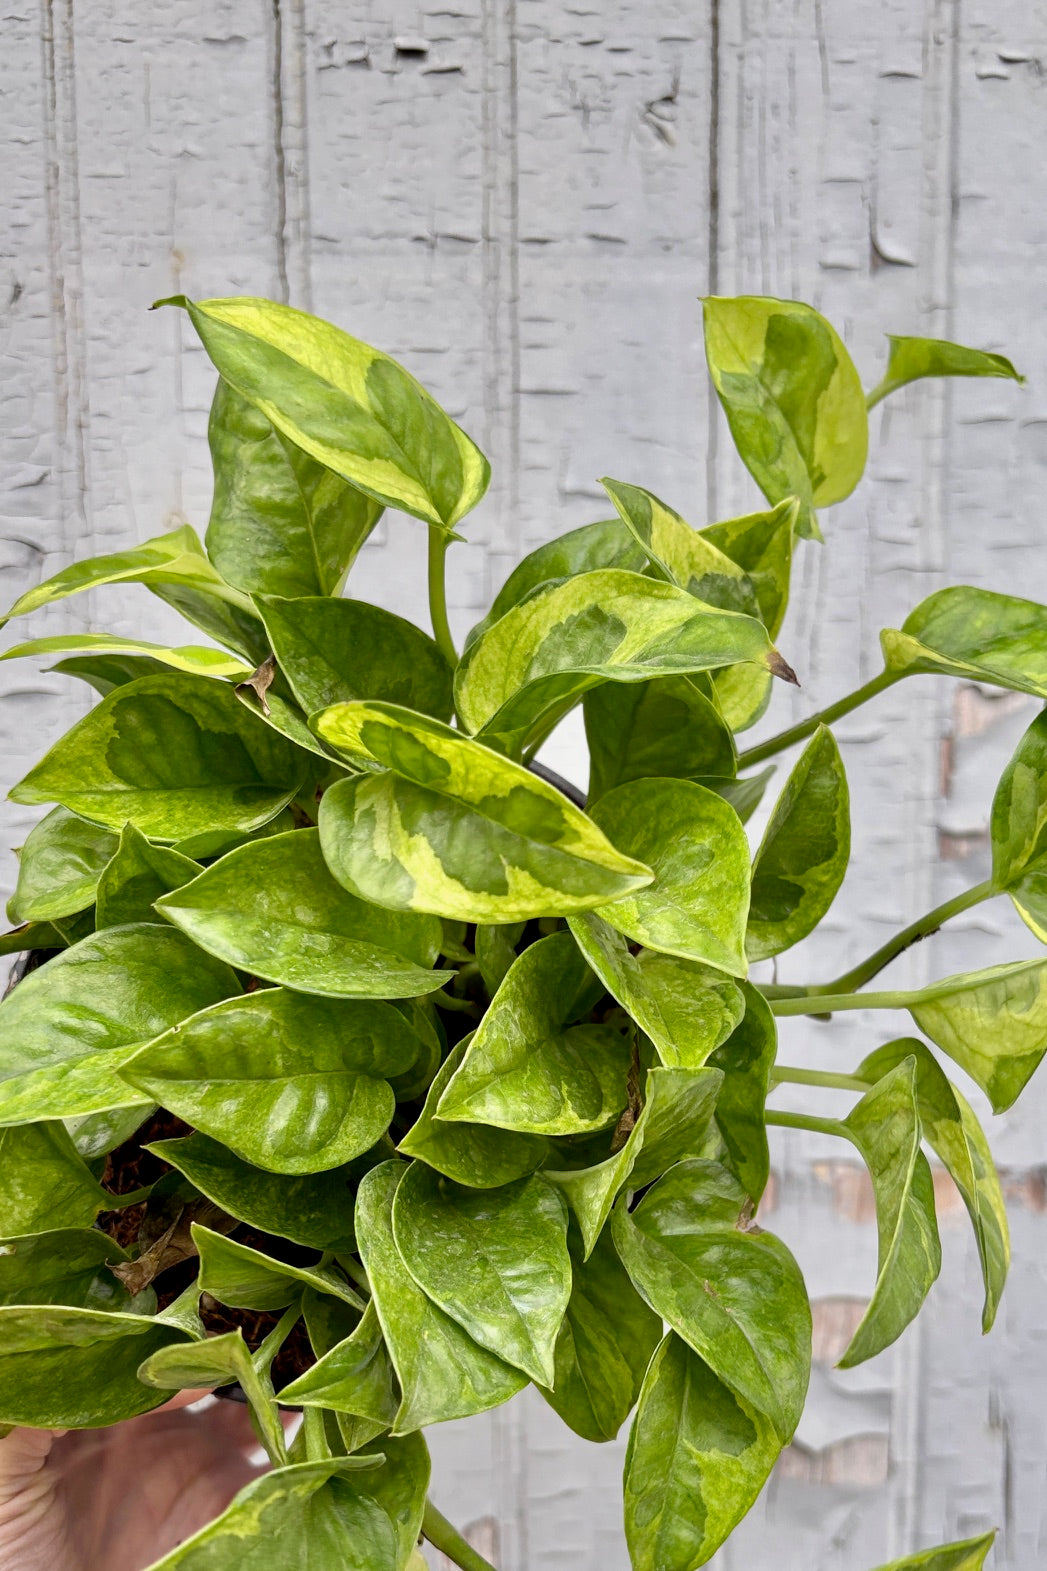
[0,1393,268,1571]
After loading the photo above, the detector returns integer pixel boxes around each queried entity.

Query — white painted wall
[2,2,1047,1566]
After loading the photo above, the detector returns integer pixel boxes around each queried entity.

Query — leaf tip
[767,650,800,687]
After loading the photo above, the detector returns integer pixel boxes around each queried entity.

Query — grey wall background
[3,2,1047,1567]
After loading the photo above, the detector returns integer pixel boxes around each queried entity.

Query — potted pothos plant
[0,289,1034,1571]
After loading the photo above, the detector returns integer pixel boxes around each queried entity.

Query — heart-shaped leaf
[455,569,789,756]
[0,925,239,1122]
[7,807,118,924]
[314,703,651,922]
[137,1327,287,1464]
[155,829,450,999]
[10,674,308,840]
[95,823,200,929]
[569,912,745,1070]
[602,478,755,611]
[707,984,777,1203]
[207,378,384,597]
[193,1224,363,1311]
[0,1228,135,1311]
[990,707,1047,939]
[623,1332,780,1571]
[538,1225,662,1444]
[546,1067,723,1258]
[2,633,251,681]
[160,295,490,531]
[868,331,1022,407]
[0,1120,110,1234]
[397,1041,550,1185]
[123,989,416,1172]
[746,725,850,961]
[702,498,798,731]
[613,1158,811,1440]
[584,676,737,805]
[392,1160,571,1385]
[906,960,1047,1114]
[347,1432,431,1571]
[882,586,1047,698]
[703,295,868,539]
[280,1299,399,1426]
[436,932,632,1136]
[865,1532,996,1571]
[355,1163,526,1431]
[587,778,751,975]
[858,1040,1008,1333]
[836,1058,942,1367]
[149,1134,356,1253]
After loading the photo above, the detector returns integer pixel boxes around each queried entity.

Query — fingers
[0,1427,62,1489]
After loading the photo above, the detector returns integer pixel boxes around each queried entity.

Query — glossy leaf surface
[1,633,250,681]
[866,1532,996,1571]
[281,1298,399,1426]
[746,726,850,961]
[603,478,754,610]
[397,1041,550,1186]
[164,294,489,530]
[156,830,450,998]
[207,378,383,597]
[11,674,307,839]
[703,295,868,539]
[702,498,798,731]
[95,823,200,928]
[837,1058,942,1367]
[0,925,239,1122]
[315,703,650,921]
[623,1332,779,1571]
[858,1040,1008,1332]
[392,1160,571,1385]
[882,586,1047,699]
[8,807,117,923]
[48,652,174,696]
[257,594,453,721]
[0,1120,109,1234]
[584,676,736,805]
[613,1159,811,1440]
[990,708,1047,939]
[356,1163,526,1432]
[0,1228,133,1311]
[124,989,415,1172]
[193,1224,363,1312]
[869,332,1022,405]
[707,985,776,1202]
[437,932,631,1135]
[906,959,1047,1113]
[587,778,751,974]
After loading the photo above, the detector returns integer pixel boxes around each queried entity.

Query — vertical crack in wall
[269,0,312,309]
[270,0,289,303]
[705,0,720,522]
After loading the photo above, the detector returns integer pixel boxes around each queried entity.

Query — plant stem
[770,1066,870,1093]
[423,1500,500,1571]
[818,879,995,993]
[866,380,891,412]
[736,669,901,768]
[770,988,913,1017]
[765,1109,846,1138]
[428,526,458,670]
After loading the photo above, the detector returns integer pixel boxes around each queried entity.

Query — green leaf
[206,378,384,597]
[905,959,1047,1114]
[95,823,201,928]
[836,1058,942,1367]
[584,676,736,805]
[281,1298,398,1426]
[150,581,270,666]
[0,919,68,955]
[703,295,868,540]
[122,989,417,1173]
[0,1305,194,1427]
[858,1040,1008,1333]
[7,807,118,924]
[67,1104,155,1162]
[746,725,850,961]
[586,778,751,974]
[474,921,525,995]
[623,1332,780,1571]
[314,703,651,922]
[569,912,745,1070]
[137,1326,288,1465]
[350,1432,431,1571]
[10,673,308,840]
[0,925,239,1122]
[882,586,1047,699]
[989,707,1047,940]
[538,1225,661,1443]
[602,478,755,611]
[0,522,253,630]
[355,1162,526,1431]
[701,769,775,825]
[701,500,797,731]
[546,1067,723,1258]
[866,1532,997,1571]
[193,1223,363,1312]
[156,829,450,999]
[149,1133,356,1252]
[161,294,490,531]
[1,633,250,681]
[138,1459,396,1571]
[708,984,776,1202]
[257,595,453,723]
[436,932,631,1136]
[455,569,789,756]
[612,1158,811,1440]
[392,1160,571,1385]
[235,684,346,764]
[466,518,646,648]
[397,1041,550,1185]
[869,332,1023,406]
[0,1120,110,1233]
[50,653,184,696]
[0,1228,134,1311]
